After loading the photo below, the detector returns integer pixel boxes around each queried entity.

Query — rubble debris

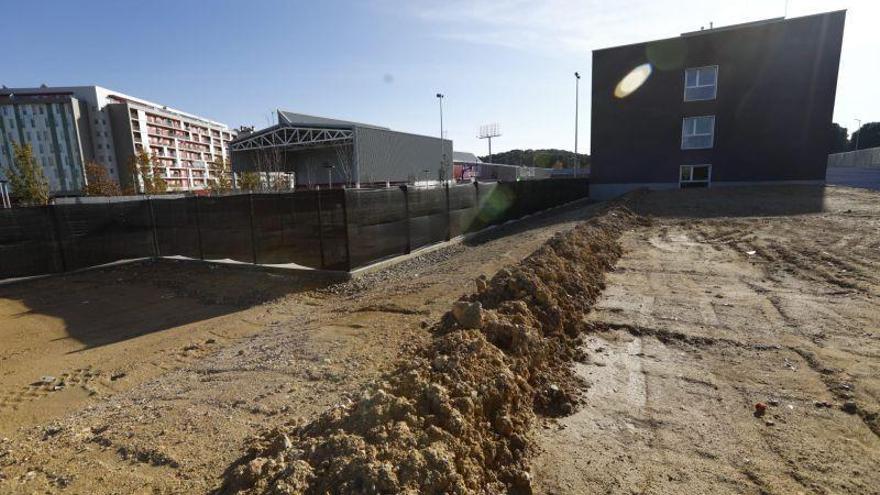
[754,402,768,417]
[38,376,56,385]
[450,301,483,329]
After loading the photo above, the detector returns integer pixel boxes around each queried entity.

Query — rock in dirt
[451,301,484,329]
[754,402,768,417]
[475,276,488,293]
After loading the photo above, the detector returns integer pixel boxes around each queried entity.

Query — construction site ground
[0,198,601,493]
[1,185,879,494]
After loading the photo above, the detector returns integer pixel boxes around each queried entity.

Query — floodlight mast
[478,123,501,164]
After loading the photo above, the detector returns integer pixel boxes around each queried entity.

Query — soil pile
[217,204,646,495]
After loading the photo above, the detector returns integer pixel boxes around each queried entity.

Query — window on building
[681,115,715,149]
[684,66,718,101]
[680,164,711,188]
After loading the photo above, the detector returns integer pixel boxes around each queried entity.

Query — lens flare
[614,63,652,98]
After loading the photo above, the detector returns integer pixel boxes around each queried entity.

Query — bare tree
[333,143,355,187]
[252,146,288,191]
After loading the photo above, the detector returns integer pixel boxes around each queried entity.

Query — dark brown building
[590,11,846,199]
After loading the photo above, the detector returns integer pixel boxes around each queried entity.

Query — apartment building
[590,11,846,199]
[0,85,235,194]
[0,90,88,195]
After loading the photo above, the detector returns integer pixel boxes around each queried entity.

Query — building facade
[0,85,235,195]
[232,111,453,187]
[0,91,88,195]
[452,152,553,182]
[590,11,846,199]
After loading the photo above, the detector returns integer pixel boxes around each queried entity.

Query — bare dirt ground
[533,186,880,494]
[0,199,599,494]
[2,185,879,495]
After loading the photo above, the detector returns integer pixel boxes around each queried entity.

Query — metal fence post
[146,196,160,258]
[248,193,258,265]
[316,190,326,269]
[471,181,479,233]
[48,205,67,272]
[341,189,352,271]
[402,185,411,254]
[444,182,451,241]
[193,195,204,260]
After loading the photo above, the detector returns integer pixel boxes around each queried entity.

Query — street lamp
[854,118,862,151]
[436,93,445,184]
[322,162,335,189]
[574,72,581,176]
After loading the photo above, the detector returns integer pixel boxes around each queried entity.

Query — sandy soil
[533,186,880,494]
[0,199,599,494]
[3,185,878,494]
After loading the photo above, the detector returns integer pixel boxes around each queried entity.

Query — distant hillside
[479,149,590,169]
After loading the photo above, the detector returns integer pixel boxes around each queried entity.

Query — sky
[2,0,877,155]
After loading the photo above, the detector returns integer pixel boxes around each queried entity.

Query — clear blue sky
[3,0,876,155]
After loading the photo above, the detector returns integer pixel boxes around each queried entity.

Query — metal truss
[230,126,353,152]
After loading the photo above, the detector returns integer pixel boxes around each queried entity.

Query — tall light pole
[853,118,862,151]
[574,72,581,176]
[322,162,334,189]
[436,93,445,184]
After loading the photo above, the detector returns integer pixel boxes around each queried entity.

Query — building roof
[453,151,481,163]
[593,10,846,52]
[0,85,230,129]
[277,110,389,130]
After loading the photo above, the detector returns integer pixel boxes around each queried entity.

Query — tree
[851,122,880,151]
[209,156,233,194]
[479,148,590,169]
[84,162,121,196]
[128,150,168,194]
[829,123,849,153]
[238,171,261,192]
[270,173,290,191]
[5,142,50,205]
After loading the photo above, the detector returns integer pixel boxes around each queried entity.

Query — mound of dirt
[217,204,647,495]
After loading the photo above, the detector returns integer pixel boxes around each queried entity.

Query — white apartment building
[0,85,235,194]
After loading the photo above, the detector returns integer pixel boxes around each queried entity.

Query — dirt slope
[216,204,644,494]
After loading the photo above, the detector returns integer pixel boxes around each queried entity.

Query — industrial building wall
[233,146,355,187]
[827,147,880,169]
[354,127,452,185]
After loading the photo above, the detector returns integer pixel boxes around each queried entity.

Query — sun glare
[614,63,652,98]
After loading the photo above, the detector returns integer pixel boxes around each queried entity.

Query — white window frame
[679,164,712,187]
[681,115,715,150]
[684,65,718,101]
